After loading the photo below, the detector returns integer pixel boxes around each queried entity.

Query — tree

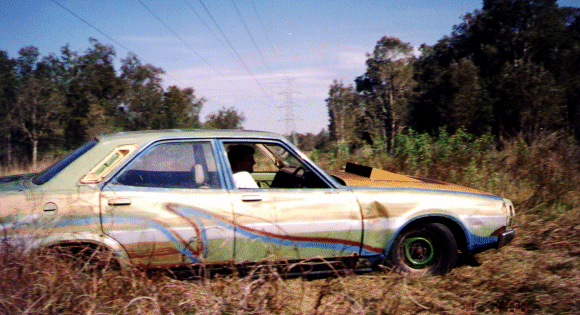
[0,51,17,166]
[15,46,40,78]
[355,36,417,152]
[557,6,580,139]
[497,60,565,138]
[13,76,64,169]
[119,54,164,131]
[161,86,204,129]
[1,39,210,168]
[295,130,331,152]
[62,39,125,148]
[412,0,575,140]
[445,58,492,135]
[204,107,245,129]
[413,57,492,135]
[326,80,361,146]
[450,0,565,78]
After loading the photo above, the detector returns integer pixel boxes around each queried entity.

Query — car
[0,130,515,276]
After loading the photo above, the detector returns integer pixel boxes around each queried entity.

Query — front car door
[100,139,234,268]
[219,138,366,263]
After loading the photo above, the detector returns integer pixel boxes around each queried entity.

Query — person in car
[228,144,259,188]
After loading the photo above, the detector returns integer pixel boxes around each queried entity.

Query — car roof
[95,129,286,146]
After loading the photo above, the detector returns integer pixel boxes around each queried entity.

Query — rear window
[32,139,98,185]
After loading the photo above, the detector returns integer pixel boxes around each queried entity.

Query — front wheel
[386,223,457,276]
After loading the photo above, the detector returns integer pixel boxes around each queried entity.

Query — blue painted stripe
[54,216,199,263]
[233,224,377,256]
[380,214,499,256]
[47,205,377,262]
[171,204,373,255]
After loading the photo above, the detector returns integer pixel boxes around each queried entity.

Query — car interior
[225,142,330,189]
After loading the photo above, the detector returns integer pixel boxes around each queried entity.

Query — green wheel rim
[403,237,435,267]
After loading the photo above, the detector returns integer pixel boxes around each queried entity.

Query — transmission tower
[278,78,300,144]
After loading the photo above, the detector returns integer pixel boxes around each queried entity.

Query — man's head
[228,144,255,173]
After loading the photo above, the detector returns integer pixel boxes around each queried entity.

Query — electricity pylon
[278,78,300,144]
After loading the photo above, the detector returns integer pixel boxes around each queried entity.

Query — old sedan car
[0,130,515,275]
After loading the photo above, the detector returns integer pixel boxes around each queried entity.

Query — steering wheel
[291,166,307,188]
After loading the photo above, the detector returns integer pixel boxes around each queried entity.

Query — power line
[53,0,281,114]
[49,0,188,88]
[181,0,262,89]
[135,0,217,75]
[182,0,228,51]
[197,0,276,106]
[249,0,289,77]
[229,0,279,86]
[135,0,272,104]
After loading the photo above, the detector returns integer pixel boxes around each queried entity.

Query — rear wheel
[386,223,457,276]
[45,243,119,273]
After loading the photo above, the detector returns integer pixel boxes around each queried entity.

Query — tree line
[325,0,580,153]
[0,39,244,169]
[2,0,579,168]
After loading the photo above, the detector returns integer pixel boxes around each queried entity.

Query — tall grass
[0,161,53,177]
[0,246,413,314]
[312,129,580,210]
[2,131,580,314]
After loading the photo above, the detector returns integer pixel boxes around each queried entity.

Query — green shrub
[313,129,580,212]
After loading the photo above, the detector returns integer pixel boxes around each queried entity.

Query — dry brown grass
[1,209,579,314]
[0,160,54,177]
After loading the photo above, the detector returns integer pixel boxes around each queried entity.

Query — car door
[220,139,365,262]
[100,140,235,268]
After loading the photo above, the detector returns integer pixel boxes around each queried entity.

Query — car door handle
[241,195,262,202]
[108,198,132,206]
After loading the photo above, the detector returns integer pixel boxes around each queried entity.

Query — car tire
[386,223,457,276]
[46,244,119,273]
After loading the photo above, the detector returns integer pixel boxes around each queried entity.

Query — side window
[113,141,220,189]
[225,141,329,189]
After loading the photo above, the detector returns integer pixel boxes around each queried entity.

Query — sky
[1,0,579,135]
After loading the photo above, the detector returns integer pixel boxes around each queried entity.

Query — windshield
[32,139,98,185]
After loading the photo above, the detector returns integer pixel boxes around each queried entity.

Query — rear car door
[100,140,234,268]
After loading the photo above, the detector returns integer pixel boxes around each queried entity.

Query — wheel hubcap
[403,237,435,267]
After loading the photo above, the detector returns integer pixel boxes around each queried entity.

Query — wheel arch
[395,214,468,254]
[37,233,132,266]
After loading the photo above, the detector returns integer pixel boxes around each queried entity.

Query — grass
[2,132,580,314]
[2,222,579,314]
[0,161,52,177]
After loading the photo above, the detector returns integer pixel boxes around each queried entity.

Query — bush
[314,128,580,212]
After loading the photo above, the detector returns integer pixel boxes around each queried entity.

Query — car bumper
[497,229,516,249]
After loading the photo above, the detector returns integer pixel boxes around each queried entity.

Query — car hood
[0,174,34,192]
[327,163,495,196]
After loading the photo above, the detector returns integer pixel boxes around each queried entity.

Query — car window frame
[105,138,225,190]
[216,138,340,190]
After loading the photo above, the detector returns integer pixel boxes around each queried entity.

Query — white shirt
[233,171,259,189]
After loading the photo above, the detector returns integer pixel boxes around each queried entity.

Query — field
[1,132,579,314]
